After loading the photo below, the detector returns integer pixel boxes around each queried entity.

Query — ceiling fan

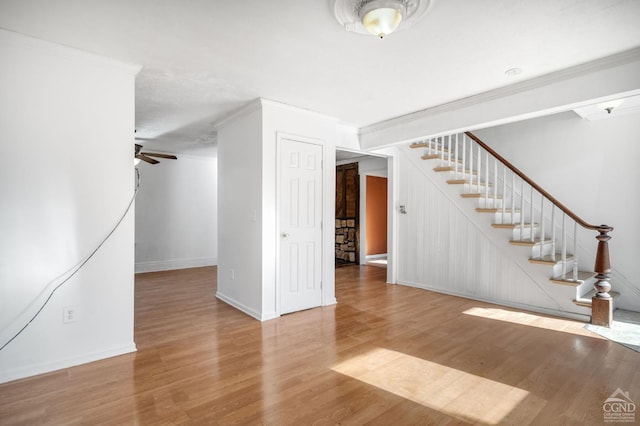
[134,143,177,165]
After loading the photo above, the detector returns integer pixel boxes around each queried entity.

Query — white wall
[474,111,640,310]
[135,155,217,272]
[216,103,264,319]
[217,99,339,321]
[0,30,139,383]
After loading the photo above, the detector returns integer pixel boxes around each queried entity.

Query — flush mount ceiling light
[332,0,433,38]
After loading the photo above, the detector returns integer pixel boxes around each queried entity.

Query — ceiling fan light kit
[332,0,432,38]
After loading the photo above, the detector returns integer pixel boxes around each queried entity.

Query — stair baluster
[551,205,556,262]
[485,151,490,202]
[454,134,459,179]
[540,195,545,249]
[493,158,498,210]
[520,180,525,238]
[461,135,466,180]
[501,168,506,224]
[561,213,567,278]
[511,173,516,225]
[476,144,481,194]
[573,222,579,282]
[529,187,535,243]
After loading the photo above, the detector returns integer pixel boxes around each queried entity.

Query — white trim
[386,152,399,284]
[261,98,339,122]
[216,291,276,321]
[216,98,339,130]
[135,257,217,273]
[366,253,388,260]
[0,343,137,385]
[0,28,142,75]
[214,98,263,129]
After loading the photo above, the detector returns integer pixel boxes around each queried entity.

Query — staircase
[408,131,615,326]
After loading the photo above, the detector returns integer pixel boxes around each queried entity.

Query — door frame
[335,148,396,285]
[275,132,329,316]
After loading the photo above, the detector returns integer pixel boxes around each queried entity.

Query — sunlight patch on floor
[462,307,601,338]
[332,347,534,424]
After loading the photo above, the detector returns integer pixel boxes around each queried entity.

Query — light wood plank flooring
[1,266,638,424]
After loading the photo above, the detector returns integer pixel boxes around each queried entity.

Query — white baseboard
[135,257,217,273]
[366,253,388,260]
[216,291,265,321]
[397,279,591,323]
[0,343,137,384]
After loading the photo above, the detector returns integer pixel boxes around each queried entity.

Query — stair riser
[476,198,504,208]
[512,227,539,240]
[492,213,522,223]
[576,277,596,299]
[551,260,578,278]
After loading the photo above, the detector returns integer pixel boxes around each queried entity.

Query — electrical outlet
[230,269,235,280]
[63,306,78,324]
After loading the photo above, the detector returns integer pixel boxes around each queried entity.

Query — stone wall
[335,218,358,264]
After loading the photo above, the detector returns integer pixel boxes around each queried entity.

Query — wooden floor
[1,266,638,425]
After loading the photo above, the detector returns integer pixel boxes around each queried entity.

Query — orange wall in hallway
[366,176,387,255]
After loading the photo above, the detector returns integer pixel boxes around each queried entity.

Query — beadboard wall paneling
[396,146,591,321]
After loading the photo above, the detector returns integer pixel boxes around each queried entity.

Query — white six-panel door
[279,137,323,315]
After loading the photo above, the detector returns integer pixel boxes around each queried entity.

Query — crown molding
[0,27,142,75]
[213,98,263,129]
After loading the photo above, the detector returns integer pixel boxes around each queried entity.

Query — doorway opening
[335,150,389,271]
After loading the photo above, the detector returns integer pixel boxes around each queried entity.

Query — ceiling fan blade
[136,154,159,164]
[141,152,178,159]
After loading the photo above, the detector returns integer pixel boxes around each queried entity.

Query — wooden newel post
[591,225,613,327]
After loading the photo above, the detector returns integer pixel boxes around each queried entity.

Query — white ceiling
[1,0,639,156]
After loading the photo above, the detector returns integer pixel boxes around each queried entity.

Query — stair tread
[528,254,575,265]
[493,221,536,227]
[476,207,520,213]
[509,238,552,246]
[421,154,441,160]
[447,179,491,186]
[422,155,464,163]
[549,271,595,286]
[574,290,620,307]
[461,193,504,199]
[434,166,478,174]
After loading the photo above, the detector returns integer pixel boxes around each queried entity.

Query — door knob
[281,232,290,238]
